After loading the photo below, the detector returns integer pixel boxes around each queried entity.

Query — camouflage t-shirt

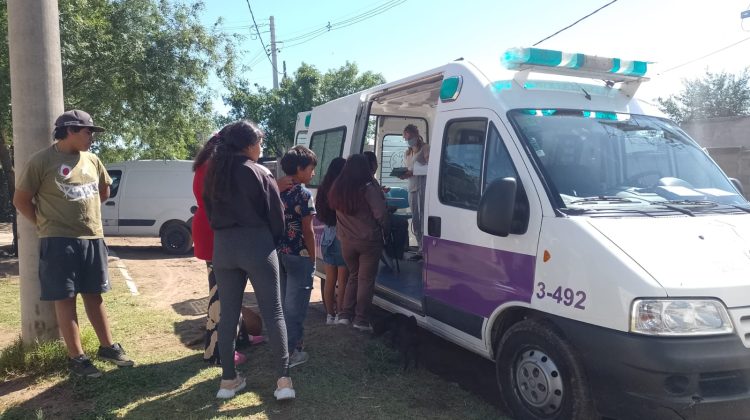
[17,145,112,238]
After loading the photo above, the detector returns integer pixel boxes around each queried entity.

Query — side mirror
[477,178,517,237]
[729,178,745,196]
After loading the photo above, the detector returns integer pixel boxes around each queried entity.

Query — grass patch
[0,277,21,330]
[0,329,98,380]
[0,268,508,419]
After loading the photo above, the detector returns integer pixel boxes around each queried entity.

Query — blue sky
[200,0,750,110]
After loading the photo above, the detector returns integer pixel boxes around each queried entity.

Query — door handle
[427,216,441,238]
[105,201,115,206]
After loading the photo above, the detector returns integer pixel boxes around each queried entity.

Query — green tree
[657,69,750,124]
[223,61,385,156]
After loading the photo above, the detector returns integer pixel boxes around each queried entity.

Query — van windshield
[508,109,749,213]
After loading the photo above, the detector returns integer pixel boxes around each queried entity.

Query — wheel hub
[514,349,564,415]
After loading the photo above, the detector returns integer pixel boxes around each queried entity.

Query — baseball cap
[54,110,105,132]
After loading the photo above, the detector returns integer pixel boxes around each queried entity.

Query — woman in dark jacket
[328,154,389,331]
[203,120,294,400]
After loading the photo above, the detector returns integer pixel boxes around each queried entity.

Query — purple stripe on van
[423,236,535,319]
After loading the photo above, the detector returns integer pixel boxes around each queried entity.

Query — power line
[532,0,618,47]
[277,0,407,50]
[658,36,750,75]
[244,0,283,75]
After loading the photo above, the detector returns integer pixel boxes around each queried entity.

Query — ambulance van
[295,48,750,419]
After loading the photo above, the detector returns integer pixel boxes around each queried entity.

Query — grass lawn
[0,269,507,419]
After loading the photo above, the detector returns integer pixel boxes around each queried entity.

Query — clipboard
[390,167,408,177]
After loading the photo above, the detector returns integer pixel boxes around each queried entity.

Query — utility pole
[7,0,64,344]
[270,15,279,89]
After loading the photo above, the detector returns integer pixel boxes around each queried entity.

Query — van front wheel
[160,223,193,255]
[496,320,596,420]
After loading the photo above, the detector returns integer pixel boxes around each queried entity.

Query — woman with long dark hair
[315,157,348,324]
[328,154,389,331]
[203,120,294,400]
[193,134,269,367]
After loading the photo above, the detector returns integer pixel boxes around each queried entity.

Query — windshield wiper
[568,196,639,205]
[651,200,719,217]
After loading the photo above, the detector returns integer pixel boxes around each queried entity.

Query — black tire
[160,223,192,255]
[496,319,596,420]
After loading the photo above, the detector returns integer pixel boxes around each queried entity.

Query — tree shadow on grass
[0,353,275,419]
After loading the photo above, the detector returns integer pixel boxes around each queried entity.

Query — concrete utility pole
[270,15,279,89]
[7,0,64,344]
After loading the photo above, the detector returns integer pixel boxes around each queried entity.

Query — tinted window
[439,119,487,209]
[108,170,122,198]
[484,123,519,189]
[309,127,346,187]
[295,130,309,148]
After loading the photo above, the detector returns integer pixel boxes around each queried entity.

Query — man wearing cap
[13,110,134,378]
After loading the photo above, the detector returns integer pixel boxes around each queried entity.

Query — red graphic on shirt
[59,164,73,179]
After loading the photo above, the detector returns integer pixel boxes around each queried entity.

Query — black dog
[373,313,420,371]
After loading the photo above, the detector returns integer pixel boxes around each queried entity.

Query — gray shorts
[39,237,110,301]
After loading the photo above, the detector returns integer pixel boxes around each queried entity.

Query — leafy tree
[1,0,236,163]
[223,61,385,156]
[657,69,750,124]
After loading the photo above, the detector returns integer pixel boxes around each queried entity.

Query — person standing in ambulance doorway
[398,124,429,261]
[14,110,134,378]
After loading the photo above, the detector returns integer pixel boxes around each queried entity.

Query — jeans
[279,253,315,351]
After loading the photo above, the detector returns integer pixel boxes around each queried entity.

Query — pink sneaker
[234,351,247,365]
[249,335,267,345]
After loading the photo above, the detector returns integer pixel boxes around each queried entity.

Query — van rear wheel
[160,223,192,255]
[496,319,596,420]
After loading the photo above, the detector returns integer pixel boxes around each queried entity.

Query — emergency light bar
[501,47,650,97]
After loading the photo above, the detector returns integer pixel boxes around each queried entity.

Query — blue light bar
[501,47,648,77]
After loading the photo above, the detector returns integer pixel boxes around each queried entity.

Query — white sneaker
[274,377,295,400]
[353,322,373,332]
[289,350,309,368]
[216,375,246,399]
[336,317,351,326]
[326,314,336,325]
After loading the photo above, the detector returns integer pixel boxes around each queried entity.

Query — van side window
[438,119,488,210]
[484,122,529,234]
[108,170,122,198]
[484,122,519,188]
[309,126,346,187]
[295,130,309,148]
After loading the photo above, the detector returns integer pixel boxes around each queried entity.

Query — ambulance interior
[362,74,442,312]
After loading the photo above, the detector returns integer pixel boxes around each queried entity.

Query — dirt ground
[0,228,503,413]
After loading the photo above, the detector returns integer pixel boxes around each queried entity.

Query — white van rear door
[423,108,542,341]
[307,94,367,187]
[102,167,122,234]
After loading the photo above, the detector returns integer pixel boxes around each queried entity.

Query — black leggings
[213,226,289,379]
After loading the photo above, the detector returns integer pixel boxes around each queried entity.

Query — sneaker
[216,375,246,399]
[234,351,247,365]
[326,314,336,325]
[249,335,267,345]
[353,322,373,332]
[407,253,423,262]
[97,343,134,367]
[68,355,102,378]
[274,377,295,401]
[289,350,309,368]
[335,317,351,326]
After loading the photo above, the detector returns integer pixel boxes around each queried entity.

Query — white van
[295,48,750,419]
[102,160,195,254]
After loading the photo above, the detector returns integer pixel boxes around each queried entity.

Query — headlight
[630,299,734,336]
